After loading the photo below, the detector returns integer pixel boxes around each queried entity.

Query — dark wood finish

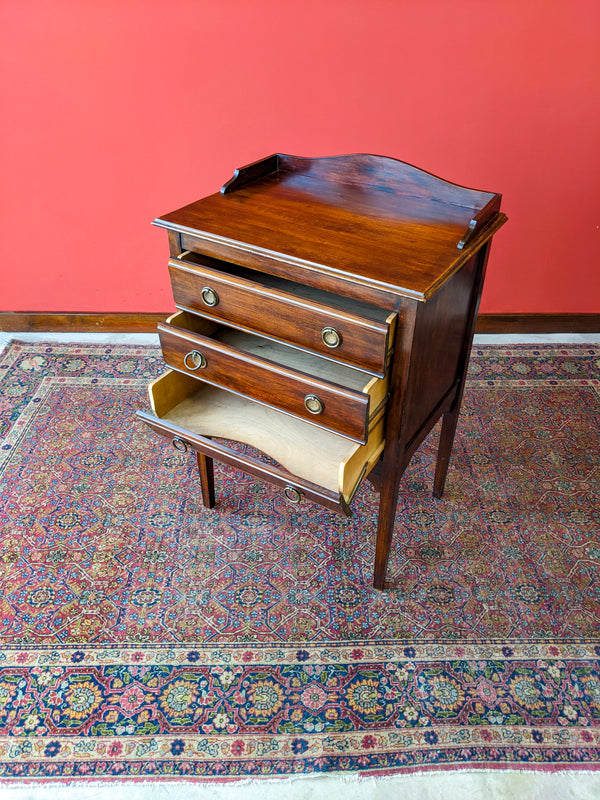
[167,230,183,258]
[168,257,393,375]
[196,451,215,509]
[221,153,279,194]
[137,154,509,588]
[0,312,169,333]
[222,152,499,220]
[399,253,479,445]
[475,314,600,334]
[139,154,506,589]
[433,241,492,498]
[2,312,597,335]
[157,321,372,443]
[175,253,398,322]
[177,233,404,311]
[372,302,418,589]
[156,154,502,302]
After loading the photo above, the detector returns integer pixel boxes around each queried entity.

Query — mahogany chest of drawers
[137,153,506,589]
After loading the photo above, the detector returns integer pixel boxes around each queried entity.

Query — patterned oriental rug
[0,339,598,782]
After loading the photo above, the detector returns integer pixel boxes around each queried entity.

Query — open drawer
[168,254,397,376]
[158,310,389,444]
[137,369,386,515]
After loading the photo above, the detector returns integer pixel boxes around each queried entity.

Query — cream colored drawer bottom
[145,369,385,506]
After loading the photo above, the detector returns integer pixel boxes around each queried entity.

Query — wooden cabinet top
[155,154,507,301]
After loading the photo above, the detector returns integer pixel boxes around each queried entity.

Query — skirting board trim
[0,312,599,334]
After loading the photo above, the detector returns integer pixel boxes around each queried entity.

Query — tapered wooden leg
[373,454,408,591]
[433,241,491,499]
[196,452,216,508]
[372,302,418,591]
[373,495,398,590]
[433,405,460,498]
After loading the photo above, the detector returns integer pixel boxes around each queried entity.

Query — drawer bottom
[138,370,385,512]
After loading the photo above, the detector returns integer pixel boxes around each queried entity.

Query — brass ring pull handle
[172,437,189,453]
[284,486,303,504]
[304,394,324,415]
[183,350,207,371]
[201,286,219,307]
[321,326,342,348]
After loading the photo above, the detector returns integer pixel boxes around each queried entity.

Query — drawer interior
[147,369,385,502]
[166,310,389,422]
[177,252,395,325]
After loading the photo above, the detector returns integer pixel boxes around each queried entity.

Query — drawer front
[169,258,393,376]
[137,409,352,515]
[158,321,371,443]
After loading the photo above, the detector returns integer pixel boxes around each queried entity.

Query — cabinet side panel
[400,254,479,444]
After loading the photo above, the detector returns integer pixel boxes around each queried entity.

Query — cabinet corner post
[372,301,418,590]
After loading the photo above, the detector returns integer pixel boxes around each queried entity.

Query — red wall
[2,0,599,314]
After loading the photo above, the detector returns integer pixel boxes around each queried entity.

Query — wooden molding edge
[0,312,598,335]
[474,313,600,334]
[0,313,169,333]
